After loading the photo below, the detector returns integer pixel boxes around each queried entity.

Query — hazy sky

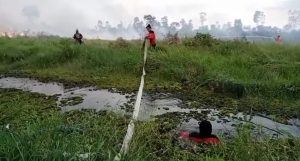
[0,0,299,36]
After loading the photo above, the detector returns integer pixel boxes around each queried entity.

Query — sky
[0,0,299,36]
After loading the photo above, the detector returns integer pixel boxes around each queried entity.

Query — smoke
[22,5,40,22]
[0,0,299,40]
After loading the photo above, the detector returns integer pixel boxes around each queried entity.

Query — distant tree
[284,24,293,31]
[234,19,243,30]
[215,21,221,30]
[160,16,169,35]
[234,19,243,36]
[133,17,144,38]
[188,20,193,30]
[179,19,193,37]
[210,24,216,31]
[144,14,160,27]
[180,18,187,30]
[96,20,105,32]
[200,12,207,26]
[170,22,180,34]
[105,21,111,30]
[161,16,169,28]
[117,22,124,30]
[222,22,232,30]
[253,11,266,26]
[117,22,125,34]
[23,29,30,37]
[286,10,300,30]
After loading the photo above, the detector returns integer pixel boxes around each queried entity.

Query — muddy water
[1,77,299,137]
[180,115,300,138]
[0,77,133,113]
[139,92,300,137]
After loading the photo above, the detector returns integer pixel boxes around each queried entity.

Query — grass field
[0,89,128,160]
[125,119,300,161]
[0,36,300,160]
[0,36,299,119]
[0,37,299,93]
[0,89,299,161]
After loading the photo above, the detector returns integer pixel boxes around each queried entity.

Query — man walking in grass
[144,24,156,48]
[73,29,83,44]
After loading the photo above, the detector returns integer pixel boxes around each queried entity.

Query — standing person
[275,35,283,44]
[73,29,83,44]
[144,24,156,48]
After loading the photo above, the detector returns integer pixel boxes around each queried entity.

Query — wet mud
[1,77,299,138]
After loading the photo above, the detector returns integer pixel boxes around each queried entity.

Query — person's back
[180,120,220,145]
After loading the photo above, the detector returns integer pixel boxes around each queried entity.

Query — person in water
[73,29,83,44]
[180,120,220,144]
[144,24,156,48]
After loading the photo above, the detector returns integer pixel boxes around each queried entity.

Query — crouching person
[179,120,220,145]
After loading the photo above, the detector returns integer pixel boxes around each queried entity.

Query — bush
[164,32,180,45]
[213,40,252,55]
[109,37,130,48]
[184,33,217,47]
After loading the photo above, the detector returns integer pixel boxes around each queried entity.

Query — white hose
[114,42,148,160]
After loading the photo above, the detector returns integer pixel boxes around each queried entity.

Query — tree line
[91,10,300,42]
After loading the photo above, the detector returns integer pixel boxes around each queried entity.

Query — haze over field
[0,0,299,39]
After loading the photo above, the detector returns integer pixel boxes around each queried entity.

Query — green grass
[0,37,300,160]
[146,42,300,96]
[124,118,300,161]
[0,37,299,95]
[0,37,142,90]
[0,89,128,160]
[0,37,299,119]
[1,89,300,161]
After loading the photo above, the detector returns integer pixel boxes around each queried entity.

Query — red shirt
[275,36,283,44]
[180,131,220,145]
[147,31,156,46]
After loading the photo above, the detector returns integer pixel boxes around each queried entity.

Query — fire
[0,31,26,38]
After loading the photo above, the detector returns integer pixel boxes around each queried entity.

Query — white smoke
[0,0,298,39]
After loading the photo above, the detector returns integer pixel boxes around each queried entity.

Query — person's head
[277,35,281,38]
[146,24,152,32]
[198,120,212,137]
[76,29,79,33]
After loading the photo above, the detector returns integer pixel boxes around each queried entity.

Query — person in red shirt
[275,35,283,44]
[180,120,220,145]
[145,24,156,48]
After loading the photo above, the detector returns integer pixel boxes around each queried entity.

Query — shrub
[109,37,130,48]
[184,33,217,47]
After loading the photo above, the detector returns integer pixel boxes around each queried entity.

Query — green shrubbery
[184,33,217,47]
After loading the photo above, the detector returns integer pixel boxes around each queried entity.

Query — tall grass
[124,120,300,161]
[146,40,300,99]
[0,89,127,160]
[0,37,142,89]
[0,37,299,98]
